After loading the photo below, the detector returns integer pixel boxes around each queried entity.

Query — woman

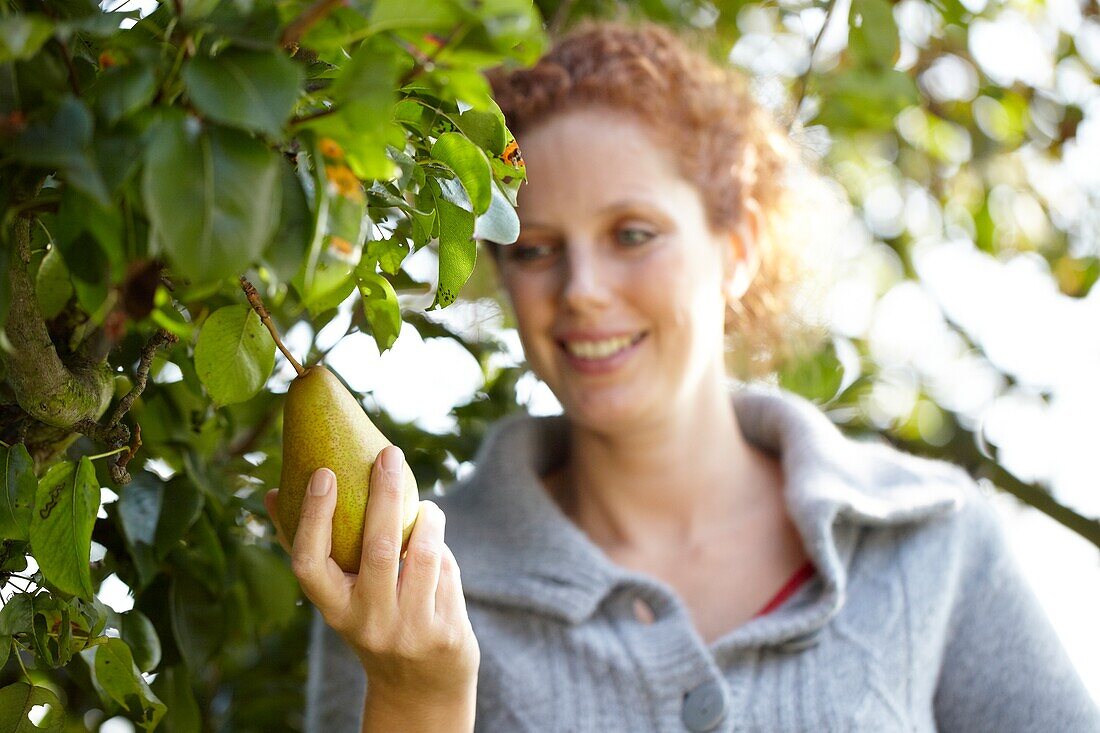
[264,21,1099,733]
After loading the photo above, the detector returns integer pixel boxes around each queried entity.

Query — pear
[239,277,419,574]
[278,364,420,573]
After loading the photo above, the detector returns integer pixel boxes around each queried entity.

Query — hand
[264,445,480,706]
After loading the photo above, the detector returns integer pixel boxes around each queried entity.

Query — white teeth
[564,334,639,360]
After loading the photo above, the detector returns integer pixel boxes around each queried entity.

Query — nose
[561,245,611,313]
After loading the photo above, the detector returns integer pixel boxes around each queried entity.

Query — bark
[1,216,113,429]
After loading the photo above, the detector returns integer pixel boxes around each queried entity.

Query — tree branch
[790,0,841,131]
[106,329,178,429]
[888,417,1100,551]
[281,0,348,50]
[396,25,469,87]
[1,216,113,428]
[74,328,176,484]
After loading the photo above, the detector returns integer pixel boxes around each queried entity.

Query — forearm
[361,683,477,733]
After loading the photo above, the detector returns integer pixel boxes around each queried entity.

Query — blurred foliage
[0,0,1097,730]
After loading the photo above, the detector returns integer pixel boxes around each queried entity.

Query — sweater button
[681,680,728,732]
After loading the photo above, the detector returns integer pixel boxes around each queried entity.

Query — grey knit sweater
[305,386,1099,732]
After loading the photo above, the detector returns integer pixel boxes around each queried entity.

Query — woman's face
[496,107,750,431]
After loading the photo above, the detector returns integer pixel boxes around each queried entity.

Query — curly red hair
[487,20,825,376]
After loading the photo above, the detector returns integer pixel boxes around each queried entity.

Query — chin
[560,385,649,434]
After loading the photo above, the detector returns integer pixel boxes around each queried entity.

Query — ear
[721,198,763,301]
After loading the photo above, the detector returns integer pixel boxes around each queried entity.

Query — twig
[114,423,142,478]
[86,446,129,461]
[10,193,61,217]
[290,105,339,127]
[397,25,469,87]
[72,418,128,450]
[106,329,178,429]
[13,640,31,683]
[73,328,176,484]
[281,0,348,49]
[888,419,1100,551]
[239,277,306,376]
[789,0,840,131]
[54,39,82,97]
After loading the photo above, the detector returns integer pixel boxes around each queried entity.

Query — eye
[615,226,656,247]
[508,241,558,262]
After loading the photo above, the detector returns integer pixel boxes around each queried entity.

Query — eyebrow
[521,198,663,231]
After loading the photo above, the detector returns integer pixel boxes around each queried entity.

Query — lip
[557,331,647,375]
[555,330,644,341]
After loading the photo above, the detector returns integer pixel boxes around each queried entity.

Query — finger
[289,468,349,610]
[263,489,290,553]
[397,501,445,624]
[434,542,470,623]
[356,446,407,607]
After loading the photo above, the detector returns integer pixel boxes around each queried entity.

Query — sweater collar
[440,385,962,631]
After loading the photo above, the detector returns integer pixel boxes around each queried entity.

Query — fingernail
[380,447,403,473]
[309,469,334,496]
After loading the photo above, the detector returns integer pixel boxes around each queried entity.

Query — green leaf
[30,594,72,668]
[0,543,28,573]
[170,569,226,670]
[455,108,507,156]
[29,458,98,600]
[0,635,9,671]
[474,182,519,245]
[292,253,357,316]
[369,0,462,30]
[326,187,367,250]
[0,682,64,732]
[778,339,845,404]
[118,472,162,548]
[266,161,312,282]
[116,471,164,589]
[154,475,205,560]
[14,97,110,205]
[180,0,223,22]
[433,198,476,309]
[849,0,899,68]
[365,237,409,275]
[96,64,158,126]
[236,544,299,633]
[34,247,73,319]
[149,666,201,732]
[812,69,918,131]
[432,132,492,215]
[0,15,54,62]
[172,513,227,592]
[356,270,402,352]
[92,637,166,730]
[143,115,282,286]
[0,443,36,542]
[305,38,401,181]
[55,187,125,281]
[194,304,276,406]
[119,610,162,674]
[183,49,303,138]
[94,131,145,195]
[0,593,33,635]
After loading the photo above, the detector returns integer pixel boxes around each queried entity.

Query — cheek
[501,270,556,343]
[660,244,728,338]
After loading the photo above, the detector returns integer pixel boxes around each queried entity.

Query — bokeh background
[5,0,1098,729]
[281,0,1100,706]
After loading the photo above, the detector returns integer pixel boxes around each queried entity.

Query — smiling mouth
[559,332,647,360]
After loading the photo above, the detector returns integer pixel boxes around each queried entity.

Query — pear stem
[239,276,307,377]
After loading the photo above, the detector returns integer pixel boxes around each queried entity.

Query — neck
[557,375,774,555]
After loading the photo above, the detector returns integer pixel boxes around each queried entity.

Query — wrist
[362,679,476,733]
